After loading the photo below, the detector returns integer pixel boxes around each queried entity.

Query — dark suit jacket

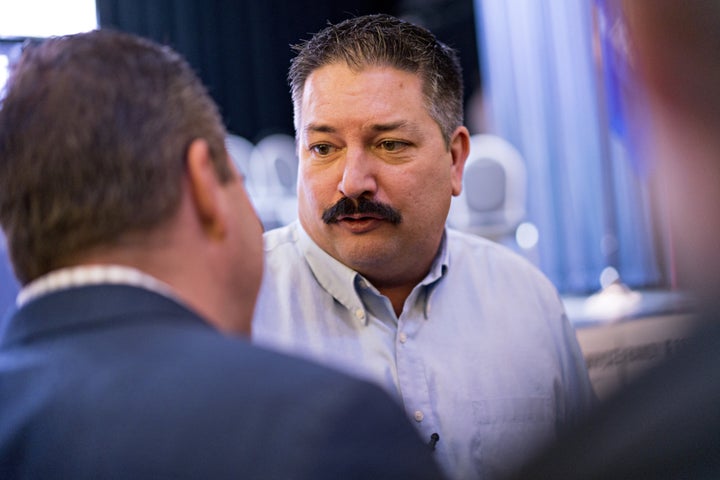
[0,285,444,479]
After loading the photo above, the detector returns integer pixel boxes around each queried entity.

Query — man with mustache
[252,14,595,480]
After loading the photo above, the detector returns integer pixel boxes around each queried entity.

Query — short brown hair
[288,14,464,146]
[0,30,231,284]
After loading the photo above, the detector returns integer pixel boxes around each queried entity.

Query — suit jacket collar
[0,284,210,348]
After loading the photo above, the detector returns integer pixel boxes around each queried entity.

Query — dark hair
[288,14,464,145]
[0,29,231,283]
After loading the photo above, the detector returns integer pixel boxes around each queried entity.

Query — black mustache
[322,197,402,225]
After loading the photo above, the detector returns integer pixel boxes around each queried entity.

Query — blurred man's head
[0,30,263,333]
[622,0,720,306]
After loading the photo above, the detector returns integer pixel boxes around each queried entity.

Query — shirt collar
[17,264,177,307]
[296,223,450,319]
[423,230,449,287]
[413,231,449,319]
[297,225,364,314]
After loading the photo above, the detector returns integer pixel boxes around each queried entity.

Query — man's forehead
[303,63,423,92]
[294,63,438,137]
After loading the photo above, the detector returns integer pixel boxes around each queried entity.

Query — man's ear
[449,126,470,196]
[186,138,227,240]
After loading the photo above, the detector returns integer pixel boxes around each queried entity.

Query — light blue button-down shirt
[252,221,595,480]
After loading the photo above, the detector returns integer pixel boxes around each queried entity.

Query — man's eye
[380,140,407,152]
[311,144,333,156]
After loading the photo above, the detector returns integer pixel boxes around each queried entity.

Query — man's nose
[338,148,378,199]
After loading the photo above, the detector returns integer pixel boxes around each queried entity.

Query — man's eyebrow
[369,121,409,132]
[304,123,336,134]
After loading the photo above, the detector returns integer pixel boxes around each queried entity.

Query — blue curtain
[474,0,663,293]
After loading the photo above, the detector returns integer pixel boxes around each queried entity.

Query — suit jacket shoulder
[0,285,444,479]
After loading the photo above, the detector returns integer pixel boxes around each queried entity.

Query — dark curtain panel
[400,0,482,130]
[96,0,398,141]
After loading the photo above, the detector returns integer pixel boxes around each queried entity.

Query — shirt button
[414,410,424,422]
[399,332,407,343]
[354,308,365,320]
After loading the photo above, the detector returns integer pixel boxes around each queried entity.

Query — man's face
[296,64,468,287]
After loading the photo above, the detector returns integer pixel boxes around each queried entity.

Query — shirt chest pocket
[470,396,556,477]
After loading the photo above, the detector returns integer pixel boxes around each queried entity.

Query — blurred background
[0,0,698,398]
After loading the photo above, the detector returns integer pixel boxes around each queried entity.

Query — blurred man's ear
[186,139,227,241]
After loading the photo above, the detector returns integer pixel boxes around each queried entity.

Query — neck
[379,284,414,317]
[361,245,441,318]
[64,227,251,337]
